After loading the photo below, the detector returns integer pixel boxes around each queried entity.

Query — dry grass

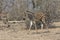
[0,22,60,40]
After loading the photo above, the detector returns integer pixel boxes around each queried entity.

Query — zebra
[23,10,49,34]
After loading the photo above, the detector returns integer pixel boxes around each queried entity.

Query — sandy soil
[0,22,60,40]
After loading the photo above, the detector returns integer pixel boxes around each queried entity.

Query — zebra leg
[41,23,44,30]
[43,22,49,32]
[28,21,33,34]
[42,18,49,32]
[34,21,38,33]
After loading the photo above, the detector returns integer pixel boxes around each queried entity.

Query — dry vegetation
[0,22,60,40]
[0,0,60,40]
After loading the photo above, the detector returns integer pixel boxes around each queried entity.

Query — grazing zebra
[24,10,49,33]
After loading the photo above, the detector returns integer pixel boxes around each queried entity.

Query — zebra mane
[26,10,34,14]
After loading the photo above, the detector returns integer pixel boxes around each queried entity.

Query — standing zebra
[24,10,49,34]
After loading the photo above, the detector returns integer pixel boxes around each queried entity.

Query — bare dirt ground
[0,22,60,40]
